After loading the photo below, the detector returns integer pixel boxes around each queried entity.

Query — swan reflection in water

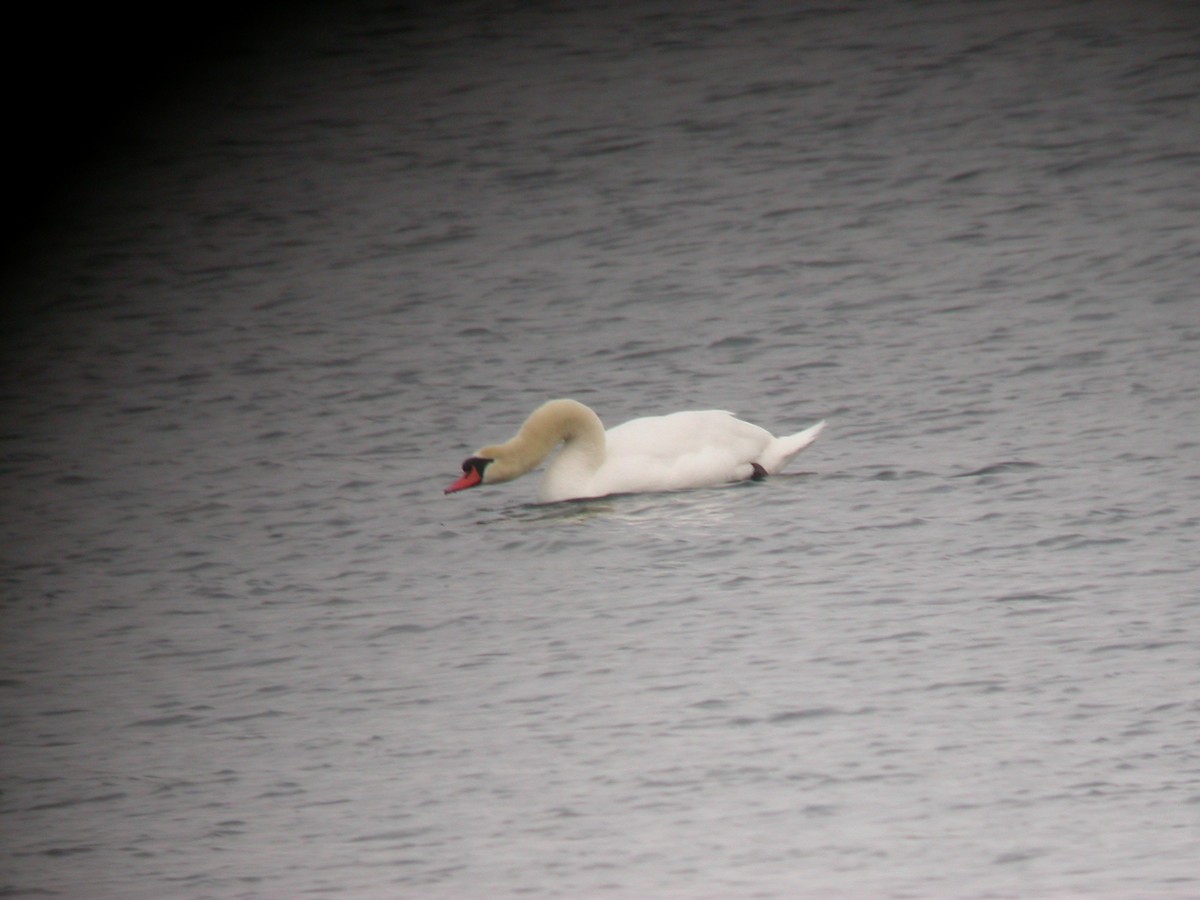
[486,471,822,531]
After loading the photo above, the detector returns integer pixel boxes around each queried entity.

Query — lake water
[2,1,1199,897]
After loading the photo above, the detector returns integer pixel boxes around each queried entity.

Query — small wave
[993,591,1074,603]
[954,461,1041,477]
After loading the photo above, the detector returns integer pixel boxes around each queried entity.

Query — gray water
[3,1,1200,897]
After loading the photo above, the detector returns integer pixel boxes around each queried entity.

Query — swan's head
[444,443,525,494]
[444,456,492,493]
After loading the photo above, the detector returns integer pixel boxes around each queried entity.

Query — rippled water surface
[3,1,1200,897]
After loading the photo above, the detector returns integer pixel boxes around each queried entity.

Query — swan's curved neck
[479,399,605,485]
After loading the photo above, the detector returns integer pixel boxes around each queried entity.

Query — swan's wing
[605,410,766,457]
[597,411,774,492]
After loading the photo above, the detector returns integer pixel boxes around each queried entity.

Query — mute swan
[444,399,826,503]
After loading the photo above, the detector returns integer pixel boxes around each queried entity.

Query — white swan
[444,399,826,503]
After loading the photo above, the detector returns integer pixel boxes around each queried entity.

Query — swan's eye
[461,459,473,473]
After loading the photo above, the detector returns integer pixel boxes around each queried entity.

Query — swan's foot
[750,462,768,481]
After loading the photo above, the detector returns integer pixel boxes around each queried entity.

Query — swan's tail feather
[764,420,826,474]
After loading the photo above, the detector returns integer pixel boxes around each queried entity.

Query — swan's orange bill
[444,468,483,494]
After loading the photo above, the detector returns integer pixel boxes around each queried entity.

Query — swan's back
[604,410,770,461]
